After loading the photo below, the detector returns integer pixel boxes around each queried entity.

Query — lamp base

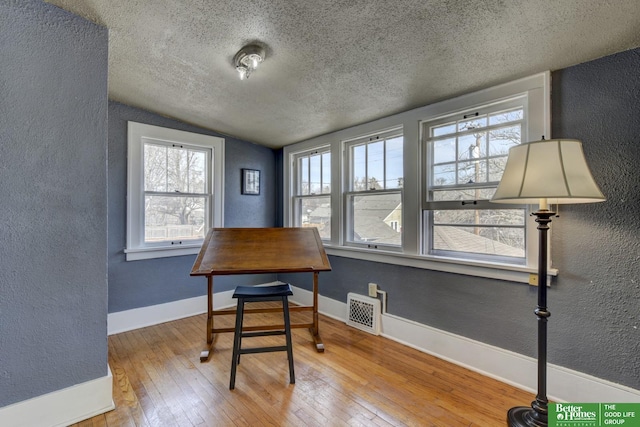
[507,406,547,427]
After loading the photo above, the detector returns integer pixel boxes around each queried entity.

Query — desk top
[190,227,332,276]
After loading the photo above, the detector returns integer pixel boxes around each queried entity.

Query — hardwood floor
[73,307,532,426]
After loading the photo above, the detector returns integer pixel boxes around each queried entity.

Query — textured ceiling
[45,0,640,148]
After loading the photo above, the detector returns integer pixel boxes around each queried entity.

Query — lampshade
[491,138,605,205]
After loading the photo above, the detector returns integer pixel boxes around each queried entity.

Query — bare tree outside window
[426,106,526,258]
[143,142,209,243]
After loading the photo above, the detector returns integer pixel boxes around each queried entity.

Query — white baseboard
[108,291,237,335]
[108,282,283,335]
[108,295,210,335]
[0,366,114,427]
[378,313,640,403]
[108,286,640,403]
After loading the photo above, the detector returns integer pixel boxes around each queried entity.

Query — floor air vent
[346,293,381,335]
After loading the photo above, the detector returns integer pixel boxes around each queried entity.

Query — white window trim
[290,145,332,239]
[287,145,330,219]
[421,96,529,265]
[292,146,332,195]
[418,75,549,273]
[126,122,224,261]
[343,127,404,251]
[283,72,553,284]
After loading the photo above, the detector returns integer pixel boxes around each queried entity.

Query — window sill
[124,244,202,261]
[323,245,558,285]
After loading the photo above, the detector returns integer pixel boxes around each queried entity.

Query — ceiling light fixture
[233,44,265,80]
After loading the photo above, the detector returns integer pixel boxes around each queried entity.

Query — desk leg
[311,271,324,352]
[200,276,214,362]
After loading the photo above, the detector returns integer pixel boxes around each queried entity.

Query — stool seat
[232,283,293,299]
[229,283,295,390]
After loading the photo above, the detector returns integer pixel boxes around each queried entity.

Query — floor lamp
[491,138,605,427]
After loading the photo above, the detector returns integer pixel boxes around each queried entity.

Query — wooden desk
[190,227,332,362]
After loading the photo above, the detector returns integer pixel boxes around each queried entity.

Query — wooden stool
[229,283,295,390]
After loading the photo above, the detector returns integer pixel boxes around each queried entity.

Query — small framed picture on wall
[242,168,260,195]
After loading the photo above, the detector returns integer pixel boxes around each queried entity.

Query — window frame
[282,72,552,284]
[416,76,550,273]
[343,128,404,251]
[421,97,529,264]
[290,146,332,240]
[126,122,225,261]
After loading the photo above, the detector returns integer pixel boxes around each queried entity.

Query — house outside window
[291,148,331,239]
[126,122,224,261]
[344,128,403,250]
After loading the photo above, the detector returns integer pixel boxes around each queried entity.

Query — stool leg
[282,296,295,384]
[230,297,245,390]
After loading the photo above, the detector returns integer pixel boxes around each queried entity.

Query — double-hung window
[345,128,403,250]
[422,97,528,263]
[126,122,224,261]
[291,148,331,240]
[284,73,548,281]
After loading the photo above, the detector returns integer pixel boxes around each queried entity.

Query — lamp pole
[507,200,554,427]
[491,139,606,427]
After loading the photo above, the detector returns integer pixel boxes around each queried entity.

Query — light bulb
[251,55,259,69]
[237,66,247,80]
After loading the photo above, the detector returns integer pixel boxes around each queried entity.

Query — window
[291,148,331,239]
[283,73,549,282]
[345,128,403,250]
[126,122,224,261]
[422,97,528,263]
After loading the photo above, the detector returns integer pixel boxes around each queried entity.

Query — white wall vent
[346,293,381,335]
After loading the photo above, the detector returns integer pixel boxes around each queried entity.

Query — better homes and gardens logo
[552,404,597,425]
[549,403,640,426]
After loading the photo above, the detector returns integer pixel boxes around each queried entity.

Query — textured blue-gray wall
[549,48,640,388]
[108,102,278,313]
[282,48,640,391]
[0,0,108,407]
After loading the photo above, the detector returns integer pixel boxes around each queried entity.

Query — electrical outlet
[529,273,539,286]
[368,282,378,297]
